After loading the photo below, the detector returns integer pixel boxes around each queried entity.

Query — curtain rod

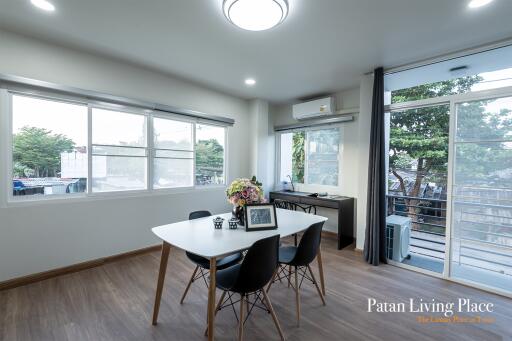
[0,73,235,126]
[364,36,512,76]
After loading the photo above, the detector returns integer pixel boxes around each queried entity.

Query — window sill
[5,185,227,208]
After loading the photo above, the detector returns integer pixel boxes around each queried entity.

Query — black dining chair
[207,235,285,341]
[266,222,326,326]
[180,210,244,304]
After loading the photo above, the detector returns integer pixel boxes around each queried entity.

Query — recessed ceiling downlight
[468,0,494,9]
[245,78,256,86]
[31,0,55,12]
[223,0,288,31]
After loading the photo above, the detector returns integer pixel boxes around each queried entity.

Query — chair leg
[287,266,292,288]
[180,265,199,304]
[266,268,278,293]
[238,294,245,341]
[262,290,285,341]
[307,265,326,306]
[294,266,300,326]
[204,290,226,336]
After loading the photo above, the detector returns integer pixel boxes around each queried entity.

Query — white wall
[269,86,372,245]
[0,30,252,282]
[248,99,275,197]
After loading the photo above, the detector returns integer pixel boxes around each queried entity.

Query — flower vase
[232,205,245,226]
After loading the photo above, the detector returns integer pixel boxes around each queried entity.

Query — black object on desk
[269,191,355,250]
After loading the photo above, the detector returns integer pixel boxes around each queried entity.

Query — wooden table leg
[317,246,326,296]
[152,242,171,325]
[207,257,217,341]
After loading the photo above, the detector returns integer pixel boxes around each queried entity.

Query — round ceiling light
[31,0,55,12]
[223,0,289,31]
[468,0,494,8]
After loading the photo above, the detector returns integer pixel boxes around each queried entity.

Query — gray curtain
[364,67,387,266]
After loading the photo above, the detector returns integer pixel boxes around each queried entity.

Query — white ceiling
[0,0,512,103]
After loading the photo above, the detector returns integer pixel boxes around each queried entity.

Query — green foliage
[195,138,224,174]
[292,131,305,183]
[389,76,482,197]
[13,126,75,178]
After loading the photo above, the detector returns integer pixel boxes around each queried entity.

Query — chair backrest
[274,199,296,211]
[232,234,280,294]
[292,221,324,266]
[189,210,212,220]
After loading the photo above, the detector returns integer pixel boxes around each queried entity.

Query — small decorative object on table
[228,218,239,230]
[226,176,265,226]
[245,203,278,232]
[213,216,224,229]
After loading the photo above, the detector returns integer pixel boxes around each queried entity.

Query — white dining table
[151,208,328,341]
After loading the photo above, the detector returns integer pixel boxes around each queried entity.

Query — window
[195,124,226,186]
[11,94,88,197]
[153,117,194,188]
[279,127,342,187]
[91,108,147,192]
[6,90,229,201]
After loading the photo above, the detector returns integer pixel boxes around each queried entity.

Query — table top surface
[152,208,328,258]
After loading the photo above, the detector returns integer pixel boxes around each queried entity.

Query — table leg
[152,242,171,325]
[317,246,326,296]
[207,257,217,341]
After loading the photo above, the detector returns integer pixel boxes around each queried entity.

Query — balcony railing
[387,194,512,280]
[387,194,447,261]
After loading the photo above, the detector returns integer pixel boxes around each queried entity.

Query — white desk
[151,208,328,341]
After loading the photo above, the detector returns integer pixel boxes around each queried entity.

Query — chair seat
[215,263,241,291]
[186,251,243,270]
[278,246,298,265]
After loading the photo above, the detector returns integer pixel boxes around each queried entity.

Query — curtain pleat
[364,67,387,266]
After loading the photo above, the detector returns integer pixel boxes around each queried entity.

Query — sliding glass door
[449,95,512,292]
[387,104,449,273]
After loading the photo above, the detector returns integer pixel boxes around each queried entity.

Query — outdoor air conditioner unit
[386,215,411,263]
[292,97,335,120]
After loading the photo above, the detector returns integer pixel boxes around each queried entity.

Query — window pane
[307,128,340,186]
[92,156,146,192]
[279,131,305,184]
[12,95,88,197]
[92,108,146,147]
[456,96,512,142]
[153,117,193,150]
[154,158,194,188]
[195,124,225,185]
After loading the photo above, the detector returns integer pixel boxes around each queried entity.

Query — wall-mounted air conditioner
[292,97,335,120]
[386,215,411,263]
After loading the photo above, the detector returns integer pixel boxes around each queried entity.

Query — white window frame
[275,125,343,190]
[1,90,229,207]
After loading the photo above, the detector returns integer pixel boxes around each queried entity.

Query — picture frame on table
[244,203,278,231]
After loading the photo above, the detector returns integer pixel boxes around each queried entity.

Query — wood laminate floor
[1,237,511,341]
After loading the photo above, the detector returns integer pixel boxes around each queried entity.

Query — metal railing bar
[410,236,446,245]
[459,254,512,269]
[459,210,512,220]
[390,211,446,220]
[460,245,512,259]
[387,194,447,203]
[409,250,445,260]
